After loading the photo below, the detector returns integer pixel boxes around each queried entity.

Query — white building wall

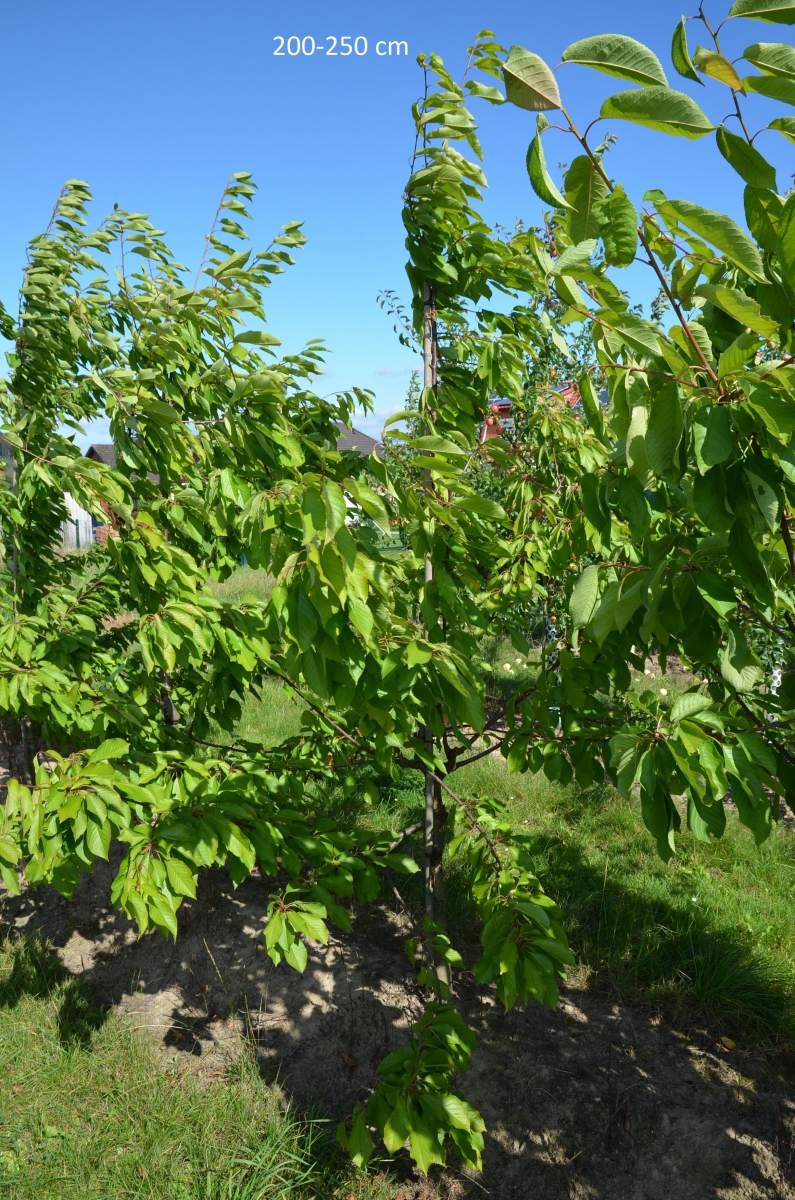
[60,493,94,551]
[0,437,15,489]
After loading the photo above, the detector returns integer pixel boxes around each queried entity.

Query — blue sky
[1,0,790,443]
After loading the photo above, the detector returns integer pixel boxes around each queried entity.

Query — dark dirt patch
[1,864,793,1199]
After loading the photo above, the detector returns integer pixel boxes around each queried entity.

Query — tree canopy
[1,0,793,1176]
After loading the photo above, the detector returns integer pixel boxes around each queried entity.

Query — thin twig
[781,510,795,577]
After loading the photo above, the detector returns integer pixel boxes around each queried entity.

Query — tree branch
[560,106,718,383]
[781,509,795,577]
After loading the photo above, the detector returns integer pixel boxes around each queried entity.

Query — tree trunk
[419,280,451,987]
[161,672,180,726]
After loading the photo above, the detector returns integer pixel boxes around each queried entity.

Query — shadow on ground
[1,854,793,1199]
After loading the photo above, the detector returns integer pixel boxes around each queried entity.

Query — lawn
[220,652,795,1047]
[0,939,390,1200]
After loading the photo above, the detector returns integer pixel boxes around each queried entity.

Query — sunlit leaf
[600,86,715,138]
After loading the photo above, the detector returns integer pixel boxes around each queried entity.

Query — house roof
[86,424,382,468]
[333,421,383,458]
[86,443,116,466]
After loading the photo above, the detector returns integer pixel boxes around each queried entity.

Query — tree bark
[161,672,180,726]
[419,280,451,987]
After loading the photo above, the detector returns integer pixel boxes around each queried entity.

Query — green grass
[320,749,795,1047]
[203,598,794,1046]
[203,567,302,749]
[228,679,303,747]
[482,637,696,711]
[208,568,274,607]
[0,938,393,1200]
[492,776,794,1044]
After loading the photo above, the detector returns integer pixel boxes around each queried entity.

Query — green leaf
[406,641,432,667]
[211,249,250,277]
[778,192,795,281]
[456,494,506,519]
[345,1108,373,1169]
[411,434,467,457]
[85,817,111,860]
[264,910,284,950]
[744,185,784,251]
[570,564,600,627]
[745,465,780,528]
[408,1122,446,1174]
[719,627,763,692]
[149,894,178,939]
[716,127,777,190]
[287,910,329,944]
[671,17,702,83]
[165,856,197,898]
[579,374,606,442]
[693,467,734,531]
[719,330,759,376]
[382,1097,410,1153]
[626,404,650,477]
[383,851,421,874]
[503,46,561,110]
[0,837,21,873]
[294,590,319,649]
[0,863,20,895]
[729,0,795,24]
[645,384,683,475]
[563,156,610,241]
[688,791,726,840]
[743,73,795,102]
[301,486,326,538]
[743,40,795,76]
[600,86,715,138]
[746,380,795,438]
[561,34,668,86]
[603,311,661,358]
[465,81,506,103]
[526,132,571,209]
[322,479,348,536]
[696,570,737,616]
[441,1093,481,1132]
[551,240,597,277]
[655,197,765,280]
[87,738,129,763]
[610,730,647,797]
[693,47,746,90]
[697,282,779,335]
[601,185,639,266]
[673,319,715,366]
[226,825,256,871]
[768,115,795,142]
[693,406,733,472]
[284,937,309,972]
[670,692,713,722]
[639,775,678,861]
[235,330,282,348]
[553,272,587,308]
[348,597,374,640]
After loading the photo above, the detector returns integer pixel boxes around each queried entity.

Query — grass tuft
[0,936,391,1199]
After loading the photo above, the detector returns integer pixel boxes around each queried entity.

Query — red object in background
[478,385,583,444]
[479,399,513,442]
[559,384,581,408]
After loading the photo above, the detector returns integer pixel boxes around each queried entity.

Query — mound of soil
[2,864,793,1199]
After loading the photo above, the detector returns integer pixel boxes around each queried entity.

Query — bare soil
[1,863,793,1199]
